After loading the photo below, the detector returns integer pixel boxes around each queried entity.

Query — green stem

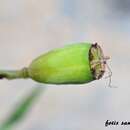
[0,67,29,80]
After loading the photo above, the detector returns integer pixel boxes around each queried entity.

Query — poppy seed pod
[0,43,109,84]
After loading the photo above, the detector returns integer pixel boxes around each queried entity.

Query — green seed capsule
[0,42,109,84]
[28,43,93,84]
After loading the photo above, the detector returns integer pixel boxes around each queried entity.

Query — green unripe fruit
[28,43,93,84]
[0,42,109,84]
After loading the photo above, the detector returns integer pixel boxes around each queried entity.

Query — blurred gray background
[0,0,130,130]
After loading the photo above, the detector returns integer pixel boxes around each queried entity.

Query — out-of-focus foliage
[0,86,44,130]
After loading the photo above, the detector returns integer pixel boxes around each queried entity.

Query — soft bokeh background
[0,0,130,130]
